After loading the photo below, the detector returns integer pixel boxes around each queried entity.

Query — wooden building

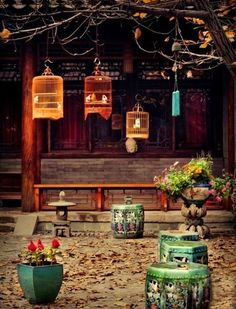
[0,1,235,213]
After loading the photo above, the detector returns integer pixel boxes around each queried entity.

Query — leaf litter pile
[0,232,236,308]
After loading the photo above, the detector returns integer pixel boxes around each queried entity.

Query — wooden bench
[33,183,165,211]
[0,173,21,205]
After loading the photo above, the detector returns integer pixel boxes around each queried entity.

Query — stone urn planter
[179,184,211,239]
[154,155,236,239]
[17,263,63,304]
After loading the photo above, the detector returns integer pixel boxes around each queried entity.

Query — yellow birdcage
[84,59,112,120]
[32,66,63,120]
[126,102,149,139]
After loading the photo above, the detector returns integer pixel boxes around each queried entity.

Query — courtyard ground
[0,231,235,309]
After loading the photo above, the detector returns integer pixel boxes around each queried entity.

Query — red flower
[51,239,60,248]
[37,239,44,250]
[27,240,37,252]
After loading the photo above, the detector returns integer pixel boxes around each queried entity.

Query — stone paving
[0,231,236,309]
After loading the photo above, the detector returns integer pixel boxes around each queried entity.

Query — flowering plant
[154,154,236,202]
[19,239,62,266]
[209,171,236,202]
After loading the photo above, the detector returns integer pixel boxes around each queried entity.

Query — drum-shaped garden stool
[160,240,208,265]
[145,262,211,309]
[111,203,144,238]
[159,230,199,260]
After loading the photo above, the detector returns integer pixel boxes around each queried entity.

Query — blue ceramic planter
[17,263,63,304]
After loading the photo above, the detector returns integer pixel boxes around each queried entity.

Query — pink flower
[27,240,37,252]
[163,177,168,184]
[51,239,60,248]
[226,181,231,188]
[209,189,216,195]
[215,196,222,202]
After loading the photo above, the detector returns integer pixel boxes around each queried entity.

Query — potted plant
[154,154,214,201]
[17,238,63,304]
[154,154,236,237]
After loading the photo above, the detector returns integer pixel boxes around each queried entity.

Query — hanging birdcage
[32,66,63,120]
[126,101,149,139]
[84,59,112,120]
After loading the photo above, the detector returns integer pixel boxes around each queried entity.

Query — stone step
[207,223,236,235]
[0,223,15,232]
[0,216,16,223]
[0,210,235,235]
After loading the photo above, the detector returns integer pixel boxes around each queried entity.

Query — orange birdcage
[84,59,112,120]
[32,66,63,120]
[126,101,149,139]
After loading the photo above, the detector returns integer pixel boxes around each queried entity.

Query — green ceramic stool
[145,262,211,309]
[111,201,144,238]
[159,230,199,260]
[160,240,208,265]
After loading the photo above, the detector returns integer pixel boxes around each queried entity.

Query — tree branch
[195,0,236,77]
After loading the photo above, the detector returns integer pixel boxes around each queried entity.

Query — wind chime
[172,64,180,117]
[32,60,63,120]
[126,96,149,139]
[84,58,112,120]
[171,20,181,117]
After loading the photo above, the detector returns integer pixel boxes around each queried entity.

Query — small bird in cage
[102,94,108,103]
[85,94,92,102]
[33,96,39,103]
[133,118,141,129]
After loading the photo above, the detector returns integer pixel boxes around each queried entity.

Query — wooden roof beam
[123,3,209,19]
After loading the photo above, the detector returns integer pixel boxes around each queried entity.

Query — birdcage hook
[43,58,53,75]
[135,93,142,103]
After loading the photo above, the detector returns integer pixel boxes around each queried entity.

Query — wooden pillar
[226,73,235,210]
[96,187,104,211]
[227,74,235,175]
[21,43,37,212]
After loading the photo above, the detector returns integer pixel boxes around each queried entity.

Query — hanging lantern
[32,66,63,120]
[84,59,112,120]
[126,101,149,139]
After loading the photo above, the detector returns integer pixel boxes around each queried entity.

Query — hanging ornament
[126,96,149,139]
[172,20,181,117]
[172,66,180,117]
[84,58,112,120]
[32,60,63,120]
[125,138,138,153]
[172,90,180,116]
